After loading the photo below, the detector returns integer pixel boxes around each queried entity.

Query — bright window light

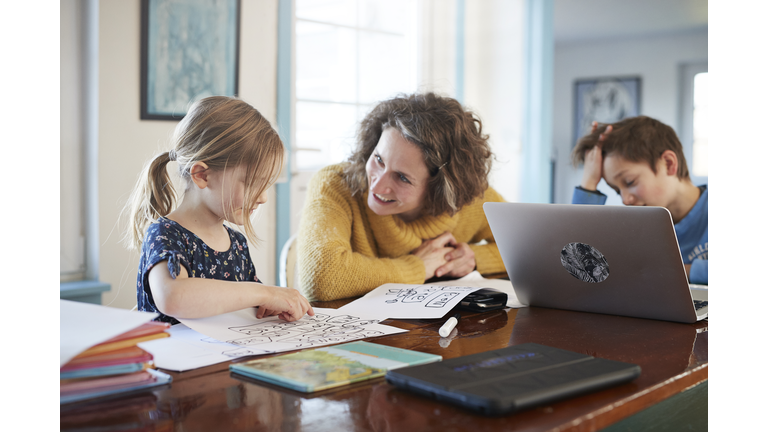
[692,72,708,177]
[294,0,417,171]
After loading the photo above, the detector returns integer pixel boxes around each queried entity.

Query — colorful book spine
[59,369,172,405]
[60,363,148,380]
[76,332,169,357]
[61,346,153,371]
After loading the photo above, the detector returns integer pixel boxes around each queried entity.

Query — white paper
[338,284,486,319]
[140,307,407,370]
[60,300,158,367]
[139,324,261,372]
[428,271,528,308]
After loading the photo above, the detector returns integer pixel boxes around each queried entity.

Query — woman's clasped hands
[412,232,476,280]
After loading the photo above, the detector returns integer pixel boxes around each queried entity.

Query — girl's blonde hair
[124,96,284,250]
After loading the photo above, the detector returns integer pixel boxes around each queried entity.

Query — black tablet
[385,343,640,416]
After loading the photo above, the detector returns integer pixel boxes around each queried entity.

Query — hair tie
[168,150,177,161]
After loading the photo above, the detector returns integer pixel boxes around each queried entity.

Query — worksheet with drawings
[177,307,406,354]
[339,284,485,319]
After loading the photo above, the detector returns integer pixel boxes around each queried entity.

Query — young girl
[124,96,314,324]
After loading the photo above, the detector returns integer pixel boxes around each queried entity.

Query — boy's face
[602,153,678,208]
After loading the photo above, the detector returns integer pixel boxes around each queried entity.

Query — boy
[571,116,708,284]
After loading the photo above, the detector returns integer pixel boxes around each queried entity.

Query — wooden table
[60,301,708,431]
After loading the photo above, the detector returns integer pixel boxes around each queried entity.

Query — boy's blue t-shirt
[136,217,260,324]
[572,185,708,285]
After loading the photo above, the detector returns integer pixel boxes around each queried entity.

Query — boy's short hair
[571,116,690,180]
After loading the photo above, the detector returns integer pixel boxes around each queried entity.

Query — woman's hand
[256,286,315,321]
[411,232,455,280]
[435,242,476,278]
[580,122,612,191]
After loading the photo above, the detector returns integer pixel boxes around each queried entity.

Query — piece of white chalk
[439,313,461,338]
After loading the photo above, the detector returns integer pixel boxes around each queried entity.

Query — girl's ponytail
[123,96,284,251]
[123,151,177,250]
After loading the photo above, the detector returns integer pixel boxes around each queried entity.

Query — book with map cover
[229,341,442,392]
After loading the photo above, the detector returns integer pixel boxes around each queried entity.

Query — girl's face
[365,128,430,222]
[206,165,268,225]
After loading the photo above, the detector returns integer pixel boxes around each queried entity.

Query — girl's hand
[411,232,455,280]
[256,286,315,321]
[580,122,612,191]
[435,242,476,278]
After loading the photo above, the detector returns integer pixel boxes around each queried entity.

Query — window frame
[678,61,708,187]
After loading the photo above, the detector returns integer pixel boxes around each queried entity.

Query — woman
[297,93,506,301]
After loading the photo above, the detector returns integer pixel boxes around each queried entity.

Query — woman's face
[365,128,430,222]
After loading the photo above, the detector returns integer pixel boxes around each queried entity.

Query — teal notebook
[230,341,442,392]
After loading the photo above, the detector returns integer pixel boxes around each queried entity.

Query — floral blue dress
[136,217,260,324]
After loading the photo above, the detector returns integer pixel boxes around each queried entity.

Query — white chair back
[279,234,299,289]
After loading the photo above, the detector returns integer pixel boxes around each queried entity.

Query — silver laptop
[483,202,707,323]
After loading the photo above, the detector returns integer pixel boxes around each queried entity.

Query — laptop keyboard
[694,300,708,310]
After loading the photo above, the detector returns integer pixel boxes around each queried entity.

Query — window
[294,0,418,170]
[691,72,708,177]
[679,62,707,187]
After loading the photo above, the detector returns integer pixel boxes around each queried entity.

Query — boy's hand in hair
[580,122,612,191]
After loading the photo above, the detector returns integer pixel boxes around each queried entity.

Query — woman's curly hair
[343,93,494,217]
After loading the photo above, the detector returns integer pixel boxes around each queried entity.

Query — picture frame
[573,76,641,146]
[140,0,241,120]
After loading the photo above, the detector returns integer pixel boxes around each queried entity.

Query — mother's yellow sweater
[297,164,505,301]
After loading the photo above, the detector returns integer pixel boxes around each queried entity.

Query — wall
[97,0,279,309]
[552,29,708,204]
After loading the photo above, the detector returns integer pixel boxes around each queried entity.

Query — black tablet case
[457,288,508,312]
[385,343,641,416]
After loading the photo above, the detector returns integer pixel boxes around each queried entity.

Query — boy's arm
[688,259,708,285]
[573,123,612,205]
[572,186,608,205]
[580,140,605,191]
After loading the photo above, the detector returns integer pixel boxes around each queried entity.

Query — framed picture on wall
[573,76,641,146]
[140,0,241,120]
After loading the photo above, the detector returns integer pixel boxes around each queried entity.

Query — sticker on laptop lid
[560,242,610,283]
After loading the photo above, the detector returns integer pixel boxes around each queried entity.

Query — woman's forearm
[468,242,505,275]
[299,243,425,301]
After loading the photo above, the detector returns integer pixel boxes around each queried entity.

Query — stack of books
[60,321,173,404]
